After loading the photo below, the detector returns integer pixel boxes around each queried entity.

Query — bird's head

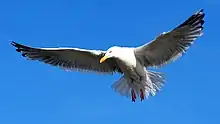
[100,46,121,63]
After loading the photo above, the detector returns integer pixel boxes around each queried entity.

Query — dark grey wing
[134,9,205,68]
[12,41,122,74]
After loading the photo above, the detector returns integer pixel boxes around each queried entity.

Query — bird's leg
[131,89,136,102]
[140,89,145,101]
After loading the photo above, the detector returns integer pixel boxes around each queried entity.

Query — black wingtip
[11,41,23,48]
[11,41,19,50]
[11,41,17,46]
[198,9,204,13]
[196,8,204,15]
[11,41,27,48]
[11,41,25,53]
[174,8,205,30]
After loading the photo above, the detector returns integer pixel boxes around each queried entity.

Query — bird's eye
[109,51,112,53]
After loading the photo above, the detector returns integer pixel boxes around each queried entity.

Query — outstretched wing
[134,9,205,67]
[12,41,122,74]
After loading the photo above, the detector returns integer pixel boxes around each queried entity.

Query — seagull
[11,9,205,102]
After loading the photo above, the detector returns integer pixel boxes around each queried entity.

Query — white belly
[114,47,146,82]
[118,59,146,82]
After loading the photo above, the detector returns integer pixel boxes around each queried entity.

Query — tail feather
[111,70,166,101]
[147,71,165,91]
[111,77,130,97]
[147,71,166,96]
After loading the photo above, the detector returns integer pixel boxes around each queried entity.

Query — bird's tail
[111,70,165,101]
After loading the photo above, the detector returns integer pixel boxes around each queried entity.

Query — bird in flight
[12,9,205,102]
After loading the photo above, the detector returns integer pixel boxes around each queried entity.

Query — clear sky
[0,0,219,124]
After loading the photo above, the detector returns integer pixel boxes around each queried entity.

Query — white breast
[117,48,137,67]
[116,48,146,78]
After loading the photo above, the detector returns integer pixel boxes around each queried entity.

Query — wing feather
[134,9,205,67]
[12,41,122,74]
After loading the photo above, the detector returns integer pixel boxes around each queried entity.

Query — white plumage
[12,9,205,102]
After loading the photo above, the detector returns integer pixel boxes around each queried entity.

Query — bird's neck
[116,48,136,67]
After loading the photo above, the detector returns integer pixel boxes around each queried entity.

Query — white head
[99,46,121,63]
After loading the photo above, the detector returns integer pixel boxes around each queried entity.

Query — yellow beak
[100,56,108,63]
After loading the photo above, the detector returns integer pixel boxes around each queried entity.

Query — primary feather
[11,41,121,73]
[134,9,204,68]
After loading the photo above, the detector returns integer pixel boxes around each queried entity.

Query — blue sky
[0,0,219,124]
